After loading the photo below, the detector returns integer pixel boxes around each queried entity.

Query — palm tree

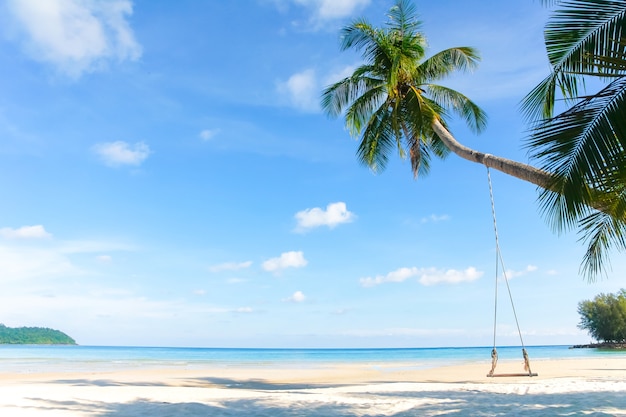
[321,0,625,278]
[521,0,626,277]
[322,0,554,188]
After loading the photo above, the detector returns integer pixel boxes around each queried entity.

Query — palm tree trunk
[432,119,555,190]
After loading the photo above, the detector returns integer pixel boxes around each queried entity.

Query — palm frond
[426,85,487,133]
[386,0,422,34]
[356,104,397,172]
[321,65,381,117]
[522,0,626,122]
[344,84,387,136]
[531,76,626,233]
[340,20,377,52]
[520,70,582,121]
[545,0,626,76]
[529,76,626,184]
[588,39,626,74]
[578,204,626,279]
[400,90,429,176]
[420,47,481,81]
[401,88,452,177]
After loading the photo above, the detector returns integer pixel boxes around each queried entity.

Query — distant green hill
[0,324,76,345]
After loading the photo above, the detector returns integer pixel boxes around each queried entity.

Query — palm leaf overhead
[523,0,626,277]
[522,0,626,120]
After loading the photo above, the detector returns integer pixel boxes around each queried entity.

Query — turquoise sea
[0,345,622,374]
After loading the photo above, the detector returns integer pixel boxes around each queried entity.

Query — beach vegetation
[322,0,626,280]
[0,324,77,345]
[577,289,626,343]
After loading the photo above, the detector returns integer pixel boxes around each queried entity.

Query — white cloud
[0,245,79,282]
[293,0,370,22]
[342,327,468,338]
[209,261,253,273]
[322,64,357,85]
[360,266,483,287]
[235,306,253,313]
[360,267,419,287]
[503,265,538,279]
[6,0,141,77]
[93,141,150,167]
[0,237,134,283]
[421,214,450,224]
[96,254,112,263]
[278,68,319,112]
[199,129,220,141]
[294,202,355,232]
[419,267,483,286]
[279,65,360,113]
[0,225,52,239]
[57,239,135,254]
[284,290,306,303]
[262,251,308,272]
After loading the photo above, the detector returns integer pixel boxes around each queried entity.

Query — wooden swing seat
[487,372,538,378]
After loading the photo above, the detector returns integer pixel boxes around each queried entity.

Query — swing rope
[485,166,536,377]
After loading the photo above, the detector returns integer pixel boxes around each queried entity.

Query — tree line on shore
[0,324,76,345]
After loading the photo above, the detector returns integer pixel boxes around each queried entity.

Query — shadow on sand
[23,377,626,416]
[47,376,346,390]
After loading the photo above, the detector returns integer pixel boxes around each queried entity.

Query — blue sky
[0,0,623,348]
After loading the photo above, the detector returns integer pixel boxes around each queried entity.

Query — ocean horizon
[1,344,622,374]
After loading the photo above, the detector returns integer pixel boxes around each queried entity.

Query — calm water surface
[0,345,621,373]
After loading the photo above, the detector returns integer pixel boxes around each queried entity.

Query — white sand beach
[1,357,625,416]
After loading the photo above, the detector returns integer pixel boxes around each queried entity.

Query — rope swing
[485,166,537,378]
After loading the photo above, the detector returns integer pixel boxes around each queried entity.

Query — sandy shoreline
[1,357,625,416]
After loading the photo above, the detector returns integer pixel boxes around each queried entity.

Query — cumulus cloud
[262,251,307,272]
[0,225,52,239]
[278,64,358,112]
[294,202,355,232]
[209,261,253,273]
[293,0,370,24]
[199,129,220,141]
[278,68,319,112]
[284,290,306,303]
[93,141,150,167]
[6,0,142,77]
[360,266,483,287]
[360,267,419,287]
[503,265,538,279]
[418,267,483,286]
